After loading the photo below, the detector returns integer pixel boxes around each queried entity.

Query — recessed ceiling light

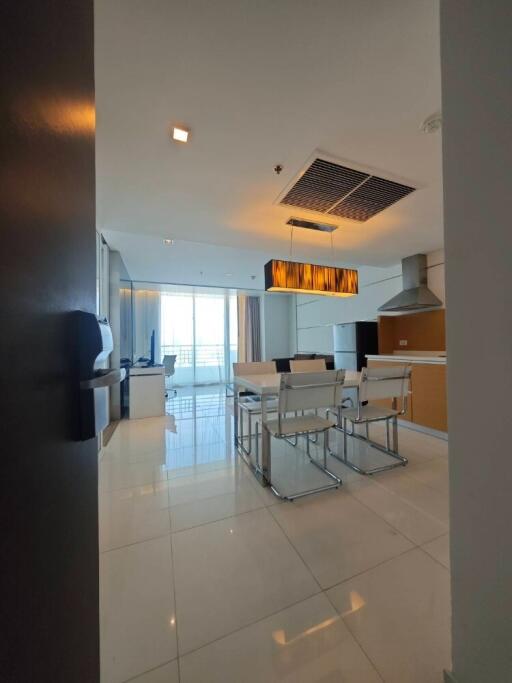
[225,273,232,277]
[163,238,174,246]
[172,126,189,143]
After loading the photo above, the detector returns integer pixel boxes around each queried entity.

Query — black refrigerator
[333,321,378,371]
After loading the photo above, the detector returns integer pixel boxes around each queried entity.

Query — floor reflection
[164,384,234,474]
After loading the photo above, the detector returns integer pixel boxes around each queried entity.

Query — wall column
[441,2,512,680]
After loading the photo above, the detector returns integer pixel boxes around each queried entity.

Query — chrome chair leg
[254,422,260,469]
[308,409,319,444]
[238,406,259,459]
[284,416,298,447]
[240,405,244,446]
[304,428,341,490]
[343,417,347,461]
[393,415,399,453]
[237,406,252,457]
[247,413,253,455]
[261,422,271,484]
[334,415,408,475]
[262,427,342,502]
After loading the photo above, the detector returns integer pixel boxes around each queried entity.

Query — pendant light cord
[289,226,294,260]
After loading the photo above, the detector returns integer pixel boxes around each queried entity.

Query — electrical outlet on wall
[399,339,408,346]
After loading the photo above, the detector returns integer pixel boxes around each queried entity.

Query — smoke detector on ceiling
[420,112,442,134]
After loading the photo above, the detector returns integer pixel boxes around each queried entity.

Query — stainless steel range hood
[378,254,442,313]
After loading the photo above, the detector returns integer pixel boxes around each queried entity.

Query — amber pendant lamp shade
[264,259,358,297]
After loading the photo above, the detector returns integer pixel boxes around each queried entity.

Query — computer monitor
[150,329,155,366]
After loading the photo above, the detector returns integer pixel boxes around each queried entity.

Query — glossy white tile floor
[100,385,451,682]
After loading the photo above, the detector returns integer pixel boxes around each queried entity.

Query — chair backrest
[233,361,277,376]
[278,370,345,413]
[289,358,326,373]
[358,365,411,403]
[162,354,177,376]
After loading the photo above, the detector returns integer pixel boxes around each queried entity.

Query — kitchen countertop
[366,354,447,365]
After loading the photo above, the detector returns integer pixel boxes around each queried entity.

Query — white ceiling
[102,229,274,290]
[95,0,442,275]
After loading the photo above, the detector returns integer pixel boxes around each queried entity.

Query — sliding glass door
[160,289,237,386]
[160,292,194,385]
[194,293,225,384]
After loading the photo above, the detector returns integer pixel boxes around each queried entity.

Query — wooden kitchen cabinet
[410,364,448,432]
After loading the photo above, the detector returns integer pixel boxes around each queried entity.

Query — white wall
[108,251,122,420]
[294,251,445,353]
[261,293,292,360]
[441,3,512,682]
[96,232,110,319]
[108,250,131,419]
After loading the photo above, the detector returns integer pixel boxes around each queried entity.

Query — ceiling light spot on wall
[163,238,174,245]
[172,126,189,143]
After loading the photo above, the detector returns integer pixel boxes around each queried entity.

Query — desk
[233,371,360,487]
[129,366,165,419]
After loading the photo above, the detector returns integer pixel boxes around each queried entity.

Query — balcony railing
[161,344,237,385]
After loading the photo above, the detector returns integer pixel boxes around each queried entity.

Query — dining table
[233,370,360,488]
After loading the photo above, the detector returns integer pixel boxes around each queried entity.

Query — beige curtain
[237,295,247,362]
[237,294,261,362]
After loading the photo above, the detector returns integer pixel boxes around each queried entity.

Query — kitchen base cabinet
[410,364,447,432]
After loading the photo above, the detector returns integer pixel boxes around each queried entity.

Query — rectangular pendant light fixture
[264,259,358,297]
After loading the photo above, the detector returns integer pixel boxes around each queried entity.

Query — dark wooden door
[1,1,99,680]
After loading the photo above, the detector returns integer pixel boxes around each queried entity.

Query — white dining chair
[338,365,412,475]
[289,358,326,372]
[288,358,327,443]
[233,361,278,461]
[259,369,345,500]
[163,354,177,397]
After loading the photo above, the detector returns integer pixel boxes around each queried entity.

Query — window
[160,288,238,386]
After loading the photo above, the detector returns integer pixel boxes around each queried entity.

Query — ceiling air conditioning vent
[279,156,416,222]
[328,175,415,222]
[280,158,368,213]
